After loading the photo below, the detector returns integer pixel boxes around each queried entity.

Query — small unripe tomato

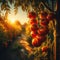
[47,12,55,21]
[39,11,48,19]
[37,28,49,35]
[28,11,36,19]
[42,46,48,52]
[30,24,39,31]
[31,31,38,38]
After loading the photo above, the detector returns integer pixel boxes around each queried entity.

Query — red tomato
[32,38,41,47]
[30,24,39,31]
[47,13,55,21]
[31,31,38,38]
[32,35,46,47]
[42,46,48,52]
[30,19,38,25]
[40,20,49,28]
[39,11,48,19]
[28,11,36,19]
[37,28,49,35]
[36,35,46,43]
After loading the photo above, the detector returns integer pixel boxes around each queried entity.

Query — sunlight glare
[8,13,17,24]
[7,7,29,25]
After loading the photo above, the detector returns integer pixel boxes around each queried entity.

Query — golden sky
[8,7,29,25]
[0,3,29,25]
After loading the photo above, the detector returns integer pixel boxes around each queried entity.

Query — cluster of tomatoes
[28,11,55,47]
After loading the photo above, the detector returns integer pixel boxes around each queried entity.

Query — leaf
[1,4,6,10]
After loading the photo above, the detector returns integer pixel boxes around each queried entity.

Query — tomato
[47,13,55,20]
[28,11,36,19]
[42,46,48,52]
[30,19,38,25]
[37,28,49,35]
[40,19,49,27]
[36,35,46,43]
[32,35,46,47]
[39,11,48,19]
[32,38,41,47]
[30,24,39,31]
[31,31,38,38]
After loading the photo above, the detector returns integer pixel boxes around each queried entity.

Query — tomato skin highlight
[36,35,46,42]
[32,35,46,47]
[31,31,38,38]
[47,13,55,20]
[42,46,48,52]
[37,28,49,36]
[32,38,41,47]
[32,38,38,47]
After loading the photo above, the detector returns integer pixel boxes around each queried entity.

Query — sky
[0,3,29,25]
[8,7,29,25]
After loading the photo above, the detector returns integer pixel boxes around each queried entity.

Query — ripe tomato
[47,13,55,20]
[28,11,36,19]
[37,28,49,35]
[36,35,46,43]
[29,19,38,25]
[32,38,41,47]
[32,35,46,47]
[39,11,48,19]
[40,19,49,27]
[42,46,48,52]
[31,31,38,38]
[30,24,39,31]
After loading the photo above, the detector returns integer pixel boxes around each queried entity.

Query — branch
[40,1,56,13]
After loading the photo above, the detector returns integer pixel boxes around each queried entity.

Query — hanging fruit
[37,28,49,36]
[47,12,55,21]
[39,11,48,19]
[42,46,49,52]
[28,11,50,47]
[28,11,36,19]
[32,35,46,47]
[32,38,41,47]
[31,31,38,38]
[29,19,38,25]
[40,19,49,27]
[36,35,46,42]
[30,24,39,31]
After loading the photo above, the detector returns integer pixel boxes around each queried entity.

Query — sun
[7,13,17,24]
[7,7,29,25]
[9,18,16,24]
